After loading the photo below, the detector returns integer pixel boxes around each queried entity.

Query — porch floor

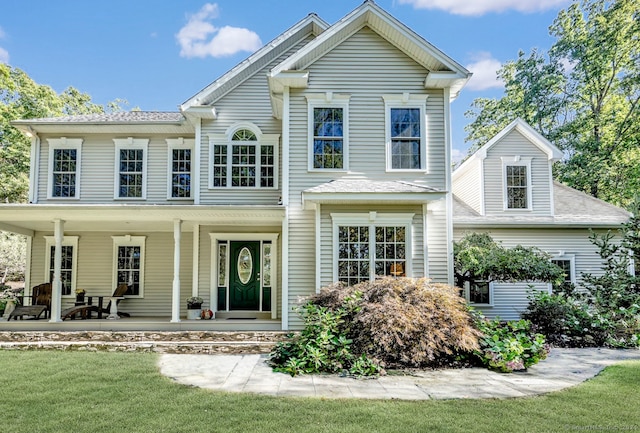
[0,316,283,332]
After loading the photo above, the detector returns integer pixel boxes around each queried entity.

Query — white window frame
[111,235,146,298]
[166,138,195,200]
[331,212,414,283]
[463,280,494,306]
[306,93,350,172]
[44,235,79,298]
[551,253,576,285]
[207,123,279,189]
[501,156,533,211]
[47,138,82,200]
[383,94,428,172]
[113,138,149,200]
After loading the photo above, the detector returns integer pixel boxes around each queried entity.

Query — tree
[453,232,565,287]
[464,0,640,208]
[0,232,26,283]
[0,64,124,203]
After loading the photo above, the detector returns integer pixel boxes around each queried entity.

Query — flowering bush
[0,287,22,304]
[186,296,203,308]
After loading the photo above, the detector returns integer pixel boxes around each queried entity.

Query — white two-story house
[0,2,628,328]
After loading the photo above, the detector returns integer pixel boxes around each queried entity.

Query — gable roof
[453,181,630,228]
[180,13,329,112]
[268,0,471,116]
[453,118,563,180]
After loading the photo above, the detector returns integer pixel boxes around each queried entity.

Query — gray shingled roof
[453,181,630,227]
[304,179,442,194]
[14,111,185,124]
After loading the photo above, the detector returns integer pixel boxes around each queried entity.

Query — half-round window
[232,129,257,141]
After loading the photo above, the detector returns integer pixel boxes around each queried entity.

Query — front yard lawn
[1,351,639,433]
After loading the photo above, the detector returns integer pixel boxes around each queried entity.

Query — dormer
[453,119,562,216]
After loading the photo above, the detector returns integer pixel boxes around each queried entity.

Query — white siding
[483,129,552,215]
[454,227,616,319]
[30,231,193,317]
[37,134,195,205]
[452,158,482,214]
[474,282,551,321]
[285,27,450,328]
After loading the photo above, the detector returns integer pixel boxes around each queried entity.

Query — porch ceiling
[0,204,285,235]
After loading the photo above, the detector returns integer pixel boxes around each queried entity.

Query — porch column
[171,219,182,322]
[50,219,64,322]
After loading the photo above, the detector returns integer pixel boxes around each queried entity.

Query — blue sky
[0,0,571,158]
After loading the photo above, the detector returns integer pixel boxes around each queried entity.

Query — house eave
[0,204,286,233]
[302,191,446,210]
[453,218,627,229]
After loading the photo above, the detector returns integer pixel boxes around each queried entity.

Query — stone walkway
[158,348,640,400]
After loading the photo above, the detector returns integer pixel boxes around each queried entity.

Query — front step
[0,331,291,354]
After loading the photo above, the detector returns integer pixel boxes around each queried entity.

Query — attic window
[502,156,532,211]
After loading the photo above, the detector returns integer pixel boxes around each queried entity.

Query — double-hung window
[332,213,413,286]
[114,138,149,199]
[166,138,194,199]
[383,94,427,171]
[47,138,82,199]
[209,124,278,189]
[502,157,532,210]
[307,94,350,171]
[112,235,145,297]
[44,236,79,297]
[551,255,575,289]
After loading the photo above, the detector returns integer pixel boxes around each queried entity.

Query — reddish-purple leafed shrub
[311,278,481,368]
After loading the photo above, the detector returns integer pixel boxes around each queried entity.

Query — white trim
[383,94,428,172]
[209,233,279,317]
[29,135,39,203]
[25,236,32,300]
[330,213,414,282]
[192,224,200,298]
[113,138,149,200]
[46,137,83,200]
[306,93,351,172]
[207,123,279,190]
[551,254,576,285]
[194,118,202,204]
[43,235,79,298]
[315,204,321,293]
[171,219,182,322]
[282,87,290,329]
[166,138,195,200]
[501,156,533,211]
[111,235,146,298]
[463,280,494,307]
[422,203,428,278]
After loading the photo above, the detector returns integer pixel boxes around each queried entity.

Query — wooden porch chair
[93,283,131,319]
[9,283,52,320]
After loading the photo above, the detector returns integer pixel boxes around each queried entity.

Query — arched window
[211,125,276,188]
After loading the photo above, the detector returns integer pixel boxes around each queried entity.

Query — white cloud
[465,52,503,91]
[398,0,571,16]
[176,3,262,58]
[0,47,8,64]
[451,148,465,165]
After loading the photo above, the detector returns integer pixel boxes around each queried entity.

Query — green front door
[229,241,261,310]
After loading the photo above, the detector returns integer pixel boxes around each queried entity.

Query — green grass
[1,351,639,433]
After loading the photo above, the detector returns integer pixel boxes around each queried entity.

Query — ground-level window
[112,236,146,297]
[44,236,79,297]
[332,213,413,286]
[464,280,491,305]
[551,256,575,289]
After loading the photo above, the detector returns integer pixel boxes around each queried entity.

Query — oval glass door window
[237,247,253,284]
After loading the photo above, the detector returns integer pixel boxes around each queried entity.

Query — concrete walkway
[158,347,640,400]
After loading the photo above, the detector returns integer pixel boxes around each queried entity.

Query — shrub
[268,291,381,377]
[270,278,481,375]
[473,315,550,373]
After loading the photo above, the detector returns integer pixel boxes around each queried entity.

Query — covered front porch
[0,204,286,329]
